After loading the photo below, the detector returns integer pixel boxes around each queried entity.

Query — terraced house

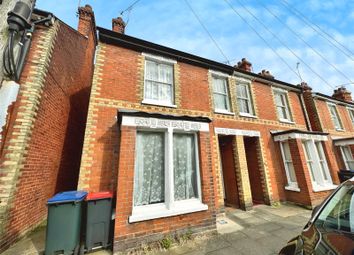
[302,84,354,177]
[76,13,348,252]
[1,4,353,253]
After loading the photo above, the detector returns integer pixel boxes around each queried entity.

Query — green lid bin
[83,191,113,252]
[45,191,87,255]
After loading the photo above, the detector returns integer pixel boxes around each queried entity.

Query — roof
[97,26,302,92]
[312,92,354,106]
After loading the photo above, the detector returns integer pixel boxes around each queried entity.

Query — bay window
[302,140,334,191]
[130,129,206,222]
[340,145,354,170]
[279,141,299,191]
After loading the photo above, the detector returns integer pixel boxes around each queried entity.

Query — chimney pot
[112,17,126,34]
[235,58,252,72]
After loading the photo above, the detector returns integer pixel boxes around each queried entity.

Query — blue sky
[36,0,354,95]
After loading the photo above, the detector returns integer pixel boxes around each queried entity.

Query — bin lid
[86,191,113,201]
[47,190,88,204]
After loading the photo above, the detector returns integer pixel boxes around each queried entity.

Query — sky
[35,0,354,95]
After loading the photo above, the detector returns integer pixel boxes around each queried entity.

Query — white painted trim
[239,113,257,119]
[214,109,235,115]
[142,99,177,108]
[312,184,337,192]
[285,186,300,192]
[273,133,328,142]
[334,138,354,146]
[129,199,208,223]
[142,52,177,64]
[279,119,295,124]
[209,69,230,78]
[122,115,209,132]
[214,127,260,137]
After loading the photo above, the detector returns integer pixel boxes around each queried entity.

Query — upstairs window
[273,89,293,122]
[328,103,343,130]
[279,141,298,190]
[212,76,231,113]
[348,108,354,126]
[144,58,174,106]
[237,82,254,116]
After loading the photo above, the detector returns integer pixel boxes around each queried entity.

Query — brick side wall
[0,21,95,251]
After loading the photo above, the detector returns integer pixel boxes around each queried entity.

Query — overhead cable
[184,0,230,64]
[280,0,354,62]
[221,0,300,80]
[256,0,353,84]
[224,0,334,90]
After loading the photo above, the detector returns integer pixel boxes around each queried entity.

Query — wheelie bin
[83,191,113,252]
[45,191,87,255]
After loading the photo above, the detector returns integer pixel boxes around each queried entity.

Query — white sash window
[273,88,293,122]
[279,141,299,191]
[328,103,343,130]
[212,76,231,113]
[340,145,354,170]
[237,82,255,116]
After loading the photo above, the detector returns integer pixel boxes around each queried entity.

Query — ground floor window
[130,128,207,222]
[340,145,354,170]
[279,141,299,191]
[302,140,334,191]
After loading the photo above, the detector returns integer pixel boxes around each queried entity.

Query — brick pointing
[0,19,95,251]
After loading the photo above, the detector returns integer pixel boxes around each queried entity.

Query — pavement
[1,204,311,255]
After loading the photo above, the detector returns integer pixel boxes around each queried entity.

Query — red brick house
[77,17,345,252]
[0,6,96,251]
[302,84,354,175]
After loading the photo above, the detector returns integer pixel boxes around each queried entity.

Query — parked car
[279,178,354,255]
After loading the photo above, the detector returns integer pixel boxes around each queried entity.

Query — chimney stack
[112,17,126,34]
[235,58,252,72]
[258,69,274,79]
[298,81,312,92]
[78,5,95,37]
[332,86,352,102]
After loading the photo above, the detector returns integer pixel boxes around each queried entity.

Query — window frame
[236,80,255,117]
[211,74,232,114]
[347,107,354,126]
[340,145,354,170]
[279,141,299,191]
[142,54,176,108]
[327,103,344,131]
[273,88,293,123]
[302,139,335,192]
[130,128,207,222]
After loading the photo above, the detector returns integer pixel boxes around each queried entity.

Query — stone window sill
[214,110,235,116]
[142,99,177,108]
[312,184,338,192]
[129,199,208,223]
[285,186,300,192]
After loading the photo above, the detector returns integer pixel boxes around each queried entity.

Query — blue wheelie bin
[45,191,87,255]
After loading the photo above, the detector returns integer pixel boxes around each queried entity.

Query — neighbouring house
[76,14,347,252]
[302,83,354,175]
[0,6,96,251]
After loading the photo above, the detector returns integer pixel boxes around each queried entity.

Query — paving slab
[1,204,311,255]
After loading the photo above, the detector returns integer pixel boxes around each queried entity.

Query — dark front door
[219,136,240,208]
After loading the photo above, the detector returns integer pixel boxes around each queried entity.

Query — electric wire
[256,0,354,84]
[184,0,230,64]
[280,0,354,62]
[120,0,141,16]
[224,0,334,90]
[221,0,300,80]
